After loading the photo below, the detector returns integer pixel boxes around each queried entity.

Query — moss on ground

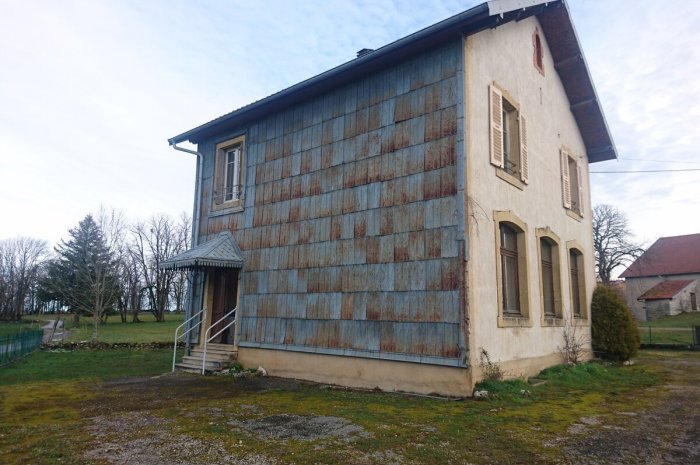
[0,350,681,465]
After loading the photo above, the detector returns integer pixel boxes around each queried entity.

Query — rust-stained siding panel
[198,41,466,367]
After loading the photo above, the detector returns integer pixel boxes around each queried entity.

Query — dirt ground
[559,353,700,465]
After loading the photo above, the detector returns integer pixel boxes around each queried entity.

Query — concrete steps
[174,343,237,373]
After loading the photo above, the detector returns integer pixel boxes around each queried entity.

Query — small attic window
[533,29,545,76]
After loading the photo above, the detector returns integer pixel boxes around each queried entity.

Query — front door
[208,268,239,344]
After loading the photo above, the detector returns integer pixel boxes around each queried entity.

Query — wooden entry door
[209,268,239,344]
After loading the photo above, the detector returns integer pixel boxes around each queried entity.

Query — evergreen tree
[42,215,119,340]
[591,285,640,361]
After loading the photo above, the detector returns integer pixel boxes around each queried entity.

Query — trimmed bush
[591,285,640,361]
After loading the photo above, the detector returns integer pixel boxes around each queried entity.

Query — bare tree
[592,204,644,285]
[96,206,128,323]
[170,213,191,313]
[0,237,49,320]
[130,214,185,322]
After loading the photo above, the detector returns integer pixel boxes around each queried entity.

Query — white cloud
[0,0,698,246]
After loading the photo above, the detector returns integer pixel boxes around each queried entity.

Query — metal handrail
[202,307,237,374]
[172,308,206,372]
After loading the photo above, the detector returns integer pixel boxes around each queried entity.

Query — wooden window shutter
[560,149,571,209]
[519,113,529,183]
[489,85,504,168]
[576,161,584,216]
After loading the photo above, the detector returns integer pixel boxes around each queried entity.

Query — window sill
[498,315,532,328]
[571,316,589,326]
[541,316,565,327]
[211,200,244,216]
[565,209,583,222]
[496,169,525,190]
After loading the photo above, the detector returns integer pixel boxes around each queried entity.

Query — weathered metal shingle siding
[198,41,466,366]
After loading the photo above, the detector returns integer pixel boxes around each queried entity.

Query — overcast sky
[1,0,699,250]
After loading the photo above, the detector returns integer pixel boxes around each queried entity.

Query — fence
[638,326,695,346]
[0,329,44,366]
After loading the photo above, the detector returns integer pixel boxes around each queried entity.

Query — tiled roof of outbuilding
[637,280,694,301]
[621,234,700,278]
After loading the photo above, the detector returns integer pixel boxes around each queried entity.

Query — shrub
[591,285,640,361]
[478,348,504,381]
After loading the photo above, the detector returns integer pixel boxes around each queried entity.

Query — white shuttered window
[560,148,584,216]
[489,84,528,185]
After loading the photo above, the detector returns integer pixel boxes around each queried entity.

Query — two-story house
[162,0,616,396]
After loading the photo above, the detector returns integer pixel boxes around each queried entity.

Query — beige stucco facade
[237,347,472,397]
[464,17,594,381]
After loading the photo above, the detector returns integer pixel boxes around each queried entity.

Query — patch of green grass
[635,313,699,344]
[0,350,676,465]
[638,312,700,328]
[2,312,185,343]
[0,348,177,385]
[0,321,37,336]
[63,312,183,343]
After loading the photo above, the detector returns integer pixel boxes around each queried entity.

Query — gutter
[170,142,204,349]
[171,143,203,248]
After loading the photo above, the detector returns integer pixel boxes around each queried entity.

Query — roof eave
[538,0,617,163]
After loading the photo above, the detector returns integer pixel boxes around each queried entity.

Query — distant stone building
[637,280,697,321]
[621,233,700,321]
[163,0,617,396]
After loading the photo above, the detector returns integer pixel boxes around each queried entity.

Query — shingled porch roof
[159,231,244,270]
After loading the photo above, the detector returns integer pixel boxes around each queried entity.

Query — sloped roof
[169,0,616,163]
[621,233,700,278]
[159,231,244,270]
[637,280,694,301]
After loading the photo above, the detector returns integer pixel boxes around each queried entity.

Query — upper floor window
[490,84,528,186]
[224,145,243,202]
[561,148,583,217]
[213,135,246,212]
[533,29,545,76]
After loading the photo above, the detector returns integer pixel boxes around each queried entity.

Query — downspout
[171,142,204,352]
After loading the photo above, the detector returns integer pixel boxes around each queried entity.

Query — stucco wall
[195,41,467,366]
[464,17,594,376]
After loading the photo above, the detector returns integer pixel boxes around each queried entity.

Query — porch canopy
[159,231,244,270]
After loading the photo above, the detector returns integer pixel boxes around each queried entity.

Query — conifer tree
[43,215,119,340]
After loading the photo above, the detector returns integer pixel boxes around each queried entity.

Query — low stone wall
[41,341,184,350]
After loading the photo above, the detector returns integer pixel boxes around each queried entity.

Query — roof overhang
[159,231,244,270]
[169,0,616,163]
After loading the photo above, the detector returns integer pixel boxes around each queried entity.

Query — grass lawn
[637,312,699,344]
[67,312,184,343]
[0,312,184,343]
[0,347,177,386]
[0,347,669,465]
